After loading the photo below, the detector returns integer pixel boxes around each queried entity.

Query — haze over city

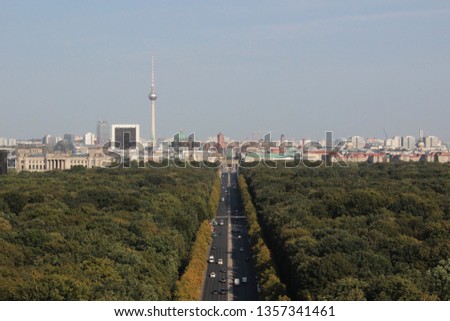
[2,2,450,315]
[1,0,449,141]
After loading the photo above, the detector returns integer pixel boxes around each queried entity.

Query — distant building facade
[64,134,76,145]
[0,138,17,147]
[96,121,110,147]
[42,135,62,148]
[15,146,112,172]
[42,134,51,145]
[402,136,416,150]
[84,132,96,146]
[425,136,441,149]
[391,136,402,149]
[352,136,365,150]
[112,124,140,150]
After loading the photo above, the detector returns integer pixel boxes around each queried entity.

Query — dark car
[219,289,227,295]
[220,268,227,273]
[220,277,226,283]
[211,290,219,295]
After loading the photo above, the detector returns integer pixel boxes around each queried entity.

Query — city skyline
[0,127,446,147]
[1,1,449,141]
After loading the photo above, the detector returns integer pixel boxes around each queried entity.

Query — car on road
[239,247,244,252]
[212,233,218,238]
[219,219,224,226]
[219,289,227,295]
[242,277,248,283]
[220,277,226,283]
[210,272,216,278]
[234,278,240,286]
[220,268,227,273]
[209,255,214,263]
[217,258,223,265]
[221,197,225,201]
[212,246,216,250]
[238,235,242,239]
[211,290,219,295]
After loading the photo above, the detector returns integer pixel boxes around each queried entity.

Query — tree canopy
[0,166,217,300]
[241,162,450,300]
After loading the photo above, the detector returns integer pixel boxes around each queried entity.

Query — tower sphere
[149,92,157,101]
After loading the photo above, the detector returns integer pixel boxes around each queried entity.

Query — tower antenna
[152,56,155,88]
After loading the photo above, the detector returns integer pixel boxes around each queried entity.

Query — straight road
[202,168,258,301]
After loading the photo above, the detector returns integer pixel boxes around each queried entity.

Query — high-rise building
[350,136,365,150]
[112,124,140,150]
[401,136,416,150]
[42,134,62,147]
[96,121,110,147]
[391,136,402,149]
[172,131,189,154]
[64,134,76,145]
[384,136,401,149]
[384,138,393,149]
[425,136,441,149]
[0,150,7,175]
[84,132,96,146]
[42,134,51,145]
[148,56,158,146]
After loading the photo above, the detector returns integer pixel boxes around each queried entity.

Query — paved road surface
[202,170,258,301]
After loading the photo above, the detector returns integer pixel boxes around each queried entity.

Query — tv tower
[148,56,157,146]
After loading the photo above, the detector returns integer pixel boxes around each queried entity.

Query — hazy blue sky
[1,0,449,141]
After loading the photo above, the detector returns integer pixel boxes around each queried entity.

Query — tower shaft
[151,100,156,146]
[149,56,157,146]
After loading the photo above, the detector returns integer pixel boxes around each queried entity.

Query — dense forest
[241,162,450,300]
[0,166,217,300]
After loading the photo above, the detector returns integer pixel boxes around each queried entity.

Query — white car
[234,278,240,286]
[210,272,216,278]
[217,259,223,265]
[209,255,215,263]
